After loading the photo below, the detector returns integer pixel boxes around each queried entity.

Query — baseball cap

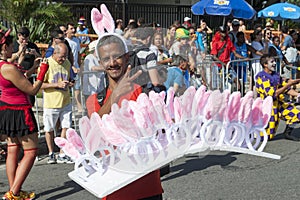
[232,19,240,26]
[184,17,191,22]
[88,40,98,52]
[175,28,189,39]
[266,22,272,27]
[18,27,30,37]
[78,20,84,25]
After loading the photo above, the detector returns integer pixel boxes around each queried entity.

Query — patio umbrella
[191,0,256,20]
[258,2,300,21]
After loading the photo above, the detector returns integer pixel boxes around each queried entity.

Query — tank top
[0,61,30,105]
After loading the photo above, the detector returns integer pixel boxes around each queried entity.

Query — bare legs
[6,133,38,195]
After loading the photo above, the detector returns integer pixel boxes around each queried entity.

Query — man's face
[66,25,75,37]
[53,47,68,65]
[59,26,67,37]
[266,58,276,72]
[54,34,65,45]
[98,42,127,81]
[18,33,29,44]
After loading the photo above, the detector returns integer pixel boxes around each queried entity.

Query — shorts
[0,101,38,137]
[43,103,72,132]
[74,74,81,90]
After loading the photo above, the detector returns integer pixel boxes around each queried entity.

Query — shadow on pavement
[35,180,85,200]
[162,152,238,181]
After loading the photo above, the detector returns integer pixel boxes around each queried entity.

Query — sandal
[0,147,7,162]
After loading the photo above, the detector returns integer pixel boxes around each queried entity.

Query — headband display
[91,4,128,60]
[55,85,279,198]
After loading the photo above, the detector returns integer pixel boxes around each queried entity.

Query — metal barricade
[225,56,290,96]
[195,55,226,91]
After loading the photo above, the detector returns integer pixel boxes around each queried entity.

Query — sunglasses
[55,37,65,40]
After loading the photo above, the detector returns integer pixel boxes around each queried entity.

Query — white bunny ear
[91,4,115,36]
[91,8,105,36]
[100,4,115,33]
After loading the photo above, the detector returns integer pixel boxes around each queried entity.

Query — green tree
[0,0,73,43]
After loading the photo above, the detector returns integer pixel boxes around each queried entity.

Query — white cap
[184,17,191,21]
[232,19,240,26]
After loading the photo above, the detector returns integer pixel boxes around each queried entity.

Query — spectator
[76,17,90,53]
[211,26,246,90]
[251,29,269,77]
[265,21,275,31]
[228,19,240,44]
[164,25,177,50]
[269,36,291,74]
[131,26,162,90]
[115,19,124,36]
[255,55,300,141]
[137,17,145,27]
[45,29,65,58]
[150,32,171,65]
[197,20,212,52]
[0,30,48,200]
[169,27,195,73]
[123,21,138,51]
[85,34,163,200]
[231,31,263,94]
[182,17,192,29]
[65,22,83,112]
[239,19,246,32]
[41,43,74,164]
[82,40,105,101]
[164,54,189,95]
[12,27,41,106]
[263,28,273,45]
[281,27,299,79]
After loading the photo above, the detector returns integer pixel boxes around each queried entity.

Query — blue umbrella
[258,2,300,21]
[191,0,256,20]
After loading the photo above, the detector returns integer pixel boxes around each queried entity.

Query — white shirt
[66,37,81,69]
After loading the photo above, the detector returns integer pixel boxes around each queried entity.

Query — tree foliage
[0,0,73,43]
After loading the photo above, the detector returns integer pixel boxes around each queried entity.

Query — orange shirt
[86,84,163,199]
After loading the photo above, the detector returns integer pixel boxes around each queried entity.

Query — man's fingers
[129,70,142,82]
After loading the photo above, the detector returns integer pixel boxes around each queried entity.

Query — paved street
[0,121,300,200]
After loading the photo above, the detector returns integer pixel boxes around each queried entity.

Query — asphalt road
[0,121,300,200]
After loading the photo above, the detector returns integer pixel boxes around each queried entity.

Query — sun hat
[175,28,189,39]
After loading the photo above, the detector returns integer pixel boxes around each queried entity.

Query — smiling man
[85,34,163,200]
[255,55,300,141]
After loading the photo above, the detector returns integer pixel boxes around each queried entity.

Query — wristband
[36,62,49,81]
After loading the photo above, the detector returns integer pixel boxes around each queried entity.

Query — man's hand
[56,80,70,90]
[287,78,300,86]
[110,65,142,104]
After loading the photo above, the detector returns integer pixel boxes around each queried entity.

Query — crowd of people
[1,13,300,199]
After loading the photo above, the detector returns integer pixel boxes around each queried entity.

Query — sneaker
[57,155,74,164]
[20,190,35,200]
[47,153,57,164]
[2,191,21,200]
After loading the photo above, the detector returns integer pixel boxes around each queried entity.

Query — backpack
[128,48,151,88]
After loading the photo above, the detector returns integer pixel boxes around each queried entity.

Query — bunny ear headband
[91,4,128,58]
[0,29,11,45]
